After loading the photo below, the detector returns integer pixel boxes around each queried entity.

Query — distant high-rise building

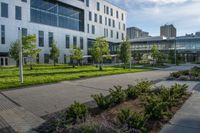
[160,24,176,38]
[127,27,149,39]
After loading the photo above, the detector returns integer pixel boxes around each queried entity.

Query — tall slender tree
[90,37,110,71]
[50,41,60,66]
[119,38,131,69]
[9,41,20,67]
[23,35,41,70]
[70,48,83,68]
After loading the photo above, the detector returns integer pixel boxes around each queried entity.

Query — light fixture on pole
[18,27,23,84]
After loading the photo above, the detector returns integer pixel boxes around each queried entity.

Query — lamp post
[18,28,23,83]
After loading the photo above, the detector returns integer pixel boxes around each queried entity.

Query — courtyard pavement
[0,64,199,132]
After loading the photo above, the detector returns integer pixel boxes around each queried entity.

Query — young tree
[50,41,60,66]
[151,44,161,65]
[23,35,41,70]
[9,41,20,67]
[90,37,110,71]
[119,38,131,69]
[70,48,83,68]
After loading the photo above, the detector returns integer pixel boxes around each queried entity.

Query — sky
[108,0,200,36]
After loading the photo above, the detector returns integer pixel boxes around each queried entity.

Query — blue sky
[108,0,200,36]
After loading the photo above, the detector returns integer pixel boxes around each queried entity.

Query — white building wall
[0,0,126,66]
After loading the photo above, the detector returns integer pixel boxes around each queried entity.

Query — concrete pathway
[159,81,200,133]
[0,93,44,133]
[0,64,198,132]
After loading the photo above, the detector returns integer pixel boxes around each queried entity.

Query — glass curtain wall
[31,0,84,31]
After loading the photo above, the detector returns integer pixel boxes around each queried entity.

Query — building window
[92,25,95,34]
[86,0,89,7]
[99,15,102,24]
[97,2,100,11]
[44,54,49,64]
[123,24,126,31]
[39,31,44,47]
[73,36,77,49]
[66,35,70,49]
[48,32,53,47]
[105,17,107,25]
[31,0,84,32]
[108,19,111,27]
[110,8,113,16]
[104,5,106,13]
[106,7,109,15]
[122,13,124,21]
[122,33,124,40]
[15,6,22,20]
[21,0,27,2]
[116,11,119,18]
[116,32,119,39]
[80,37,84,50]
[87,24,90,33]
[94,14,98,22]
[113,20,115,28]
[89,12,92,21]
[1,3,8,18]
[22,28,28,37]
[119,22,121,30]
[111,30,113,38]
[1,25,5,44]
[104,28,108,37]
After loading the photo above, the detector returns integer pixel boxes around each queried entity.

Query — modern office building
[160,24,176,38]
[0,0,126,66]
[130,34,200,62]
[127,26,149,39]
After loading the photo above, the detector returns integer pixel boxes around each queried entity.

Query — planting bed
[169,66,200,81]
[36,81,191,133]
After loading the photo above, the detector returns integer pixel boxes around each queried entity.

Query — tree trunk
[16,60,19,67]
[30,59,33,70]
[99,63,103,71]
[123,63,126,69]
[54,60,56,66]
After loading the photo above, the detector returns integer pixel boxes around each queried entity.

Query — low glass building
[130,36,200,63]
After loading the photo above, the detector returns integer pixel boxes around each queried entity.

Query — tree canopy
[50,41,60,66]
[90,37,110,71]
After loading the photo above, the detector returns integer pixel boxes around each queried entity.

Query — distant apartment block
[127,27,149,39]
[160,24,176,38]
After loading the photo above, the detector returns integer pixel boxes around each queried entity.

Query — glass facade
[31,0,84,32]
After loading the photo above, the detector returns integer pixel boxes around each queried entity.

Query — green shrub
[134,80,152,94]
[66,101,88,123]
[126,85,139,99]
[118,109,148,133]
[170,84,188,99]
[126,81,152,99]
[144,94,169,120]
[118,108,132,125]
[109,86,127,104]
[91,93,111,110]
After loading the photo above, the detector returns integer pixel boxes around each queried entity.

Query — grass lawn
[0,65,151,90]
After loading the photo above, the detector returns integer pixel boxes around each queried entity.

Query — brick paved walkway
[0,93,44,133]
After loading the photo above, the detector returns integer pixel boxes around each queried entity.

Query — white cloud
[108,0,200,35]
